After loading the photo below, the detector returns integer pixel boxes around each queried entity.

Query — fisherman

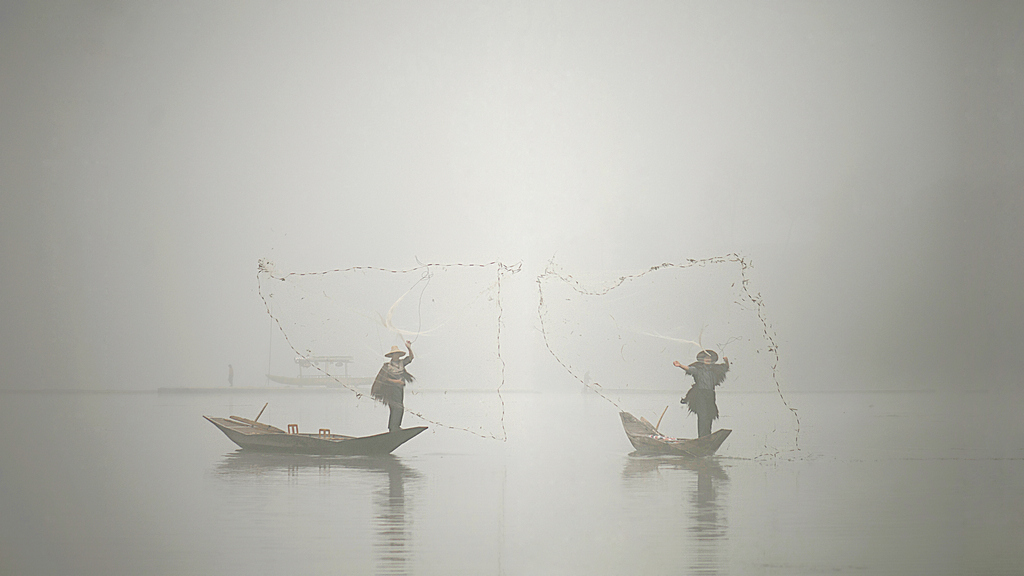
[674,350,729,438]
[371,340,415,432]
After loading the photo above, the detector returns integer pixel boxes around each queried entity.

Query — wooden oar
[655,405,669,431]
[254,402,268,422]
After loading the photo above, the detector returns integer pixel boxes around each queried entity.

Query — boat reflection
[215,450,420,477]
[622,455,729,575]
[215,451,420,575]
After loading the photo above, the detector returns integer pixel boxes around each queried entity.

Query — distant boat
[619,411,730,457]
[266,374,374,387]
[204,415,426,455]
[267,355,373,388]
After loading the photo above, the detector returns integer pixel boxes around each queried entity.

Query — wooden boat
[204,415,426,455]
[619,411,730,457]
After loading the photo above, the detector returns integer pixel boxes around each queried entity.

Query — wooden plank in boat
[229,415,285,433]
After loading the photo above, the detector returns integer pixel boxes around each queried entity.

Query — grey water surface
[1,388,1022,576]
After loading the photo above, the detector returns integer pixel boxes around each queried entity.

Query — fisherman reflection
[371,341,415,432]
[372,456,416,576]
[675,350,729,437]
[622,456,729,575]
[689,459,728,575]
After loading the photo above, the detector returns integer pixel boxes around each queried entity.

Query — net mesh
[254,254,799,457]
[257,259,521,441]
[536,254,800,458]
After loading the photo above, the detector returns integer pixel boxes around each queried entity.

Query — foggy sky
[1,1,1022,392]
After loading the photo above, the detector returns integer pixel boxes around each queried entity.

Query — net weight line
[257,259,522,441]
[536,254,801,454]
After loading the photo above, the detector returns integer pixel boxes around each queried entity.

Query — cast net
[536,254,800,458]
[257,259,520,441]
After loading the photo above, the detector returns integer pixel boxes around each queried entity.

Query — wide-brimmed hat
[385,346,406,358]
[696,349,718,362]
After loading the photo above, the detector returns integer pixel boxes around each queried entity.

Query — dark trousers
[388,387,405,432]
[697,414,712,438]
[684,386,717,438]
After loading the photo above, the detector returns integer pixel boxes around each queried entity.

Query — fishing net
[257,259,520,440]
[536,255,800,458]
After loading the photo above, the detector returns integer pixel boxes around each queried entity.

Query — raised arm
[403,340,414,363]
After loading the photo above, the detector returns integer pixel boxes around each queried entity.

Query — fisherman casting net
[258,259,520,441]
[537,254,800,459]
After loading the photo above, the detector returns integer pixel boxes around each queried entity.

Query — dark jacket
[681,360,729,419]
[370,356,414,405]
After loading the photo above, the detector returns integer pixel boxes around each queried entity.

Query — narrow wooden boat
[266,374,374,388]
[204,415,426,455]
[619,411,730,457]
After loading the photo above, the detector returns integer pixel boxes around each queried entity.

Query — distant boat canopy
[267,355,373,388]
[294,355,354,373]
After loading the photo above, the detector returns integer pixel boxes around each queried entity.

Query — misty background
[2,1,1022,394]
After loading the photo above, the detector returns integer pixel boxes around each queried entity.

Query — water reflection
[215,451,420,575]
[371,456,414,576]
[622,455,729,575]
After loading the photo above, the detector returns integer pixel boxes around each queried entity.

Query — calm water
[1,387,1022,575]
